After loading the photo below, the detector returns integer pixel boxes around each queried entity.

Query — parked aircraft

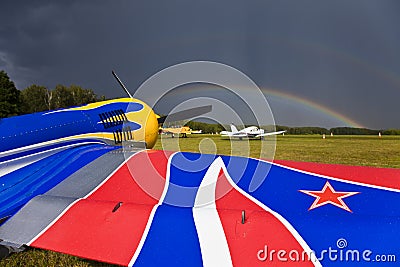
[220,124,286,140]
[160,126,193,138]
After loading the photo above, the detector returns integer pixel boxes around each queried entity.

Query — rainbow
[261,88,364,128]
[166,85,364,128]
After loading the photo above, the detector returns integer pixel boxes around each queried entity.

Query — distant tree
[383,129,400,135]
[50,84,104,110]
[185,121,224,134]
[283,126,329,135]
[45,89,53,110]
[69,85,98,106]
[51,84,75,109]
[0,70,20,117]
[20,85,49,114]
[275,125,291,132]
[330,127,380,135]
[4,73,108,116]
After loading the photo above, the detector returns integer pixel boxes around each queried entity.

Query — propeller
[112,70,134,98]
[112,70,212,124]
[157,105,212,124]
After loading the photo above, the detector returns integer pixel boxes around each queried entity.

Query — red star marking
[299,181,360,212]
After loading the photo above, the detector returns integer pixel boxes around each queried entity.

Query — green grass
[156,134,400,168]
[1,134,399,266]
[0,249,113,267]
[272,135,400,168]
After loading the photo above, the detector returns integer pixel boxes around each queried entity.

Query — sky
[0,1,399,129]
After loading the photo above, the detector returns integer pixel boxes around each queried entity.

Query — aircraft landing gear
[0,246,10,259]
[0,245,24,259]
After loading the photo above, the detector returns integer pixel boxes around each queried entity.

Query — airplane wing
[161,128,179,134]
[1,149,400,266]
[220,134,249,139]
[219,131,231,135]
[222,134,248,137]
[220,132,248,138]
[256,130,286,137]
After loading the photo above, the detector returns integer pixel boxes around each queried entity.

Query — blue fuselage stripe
[0,139,106,162]
[0,144,119,221]
[0,101,142,153]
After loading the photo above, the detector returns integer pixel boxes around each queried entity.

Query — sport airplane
[220,124,286,140]
[160,126,193,138]
[0,73,399,266]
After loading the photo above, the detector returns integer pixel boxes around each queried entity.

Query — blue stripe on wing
[134,152,219,266]
[133,205,203,267]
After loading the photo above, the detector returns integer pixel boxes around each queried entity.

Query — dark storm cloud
[0,1,399,128]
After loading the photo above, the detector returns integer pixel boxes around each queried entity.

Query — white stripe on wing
[192,157,233,267]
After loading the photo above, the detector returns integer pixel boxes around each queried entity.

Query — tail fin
[230,124,238,133]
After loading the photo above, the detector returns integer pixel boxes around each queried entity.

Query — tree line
[185,121,224,134]
[185,122,400,135]
[0,70,104,118]
[271,126,400,135]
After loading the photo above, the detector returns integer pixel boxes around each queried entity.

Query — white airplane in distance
[220,124,286,140]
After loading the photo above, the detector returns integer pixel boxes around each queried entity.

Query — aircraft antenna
[112,70,134,98]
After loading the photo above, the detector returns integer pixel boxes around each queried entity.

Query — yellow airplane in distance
[160,126,193,138]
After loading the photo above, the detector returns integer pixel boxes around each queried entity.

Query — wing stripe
[193,157,233,267]
[127,152,176,266]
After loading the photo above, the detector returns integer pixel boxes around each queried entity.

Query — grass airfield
[156,134,400,168]
[1,134,399,266]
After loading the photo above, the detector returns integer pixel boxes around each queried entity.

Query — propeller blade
[112,70,134,98]
[157,105,212,124]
